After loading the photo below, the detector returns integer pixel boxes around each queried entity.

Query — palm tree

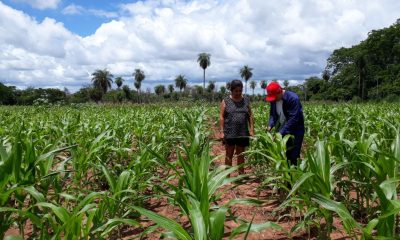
[207,81,216,101]
[220,86,227,95]
[133,69,145,93]
[249,80,256,95]
[207,81,215,93]
[283,80,289,89]
[239,65,253,94]
[91,69,113,94]
[133,68,145,103]
[197,53,211,89]
[154,85,166,96]
[168,84,174,93]
[134,81,141,93]
[175,74,187,92]
[260,80,267,99]
[122,85,131,99]
[115,77,124,89]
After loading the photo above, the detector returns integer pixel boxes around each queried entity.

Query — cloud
[62,4,84,15]
[62,4,118,18]
[12,0,61,10]
[1,0,400,92]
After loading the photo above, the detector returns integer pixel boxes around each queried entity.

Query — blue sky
[1,0,400,93]
[3,0,135,36]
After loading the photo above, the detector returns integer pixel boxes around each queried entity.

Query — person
[219,80,254,175]
[265,81,304,166]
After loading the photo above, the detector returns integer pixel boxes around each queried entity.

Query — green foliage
[0,83,17,105]
[323,20,400,101]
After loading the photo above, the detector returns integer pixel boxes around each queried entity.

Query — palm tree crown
[240,65,253,94]
[175,74,188,92]
[197,53,211,89]
[249,80,256,95]
[133,68,145,93]
[91,69,113,94]
[115,77,124,89]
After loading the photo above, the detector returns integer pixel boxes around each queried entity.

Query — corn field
[0,103,399,239]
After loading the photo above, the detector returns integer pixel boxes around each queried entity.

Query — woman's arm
[219,100,225,139]
[249,105,254,136]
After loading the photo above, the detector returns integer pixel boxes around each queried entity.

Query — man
[265,82,304,166]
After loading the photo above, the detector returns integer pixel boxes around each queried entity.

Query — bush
[351,96,362,103]
[89,88,103,103]
[384,94,400,103]
[103,90,125,103]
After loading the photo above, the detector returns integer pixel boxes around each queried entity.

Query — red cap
[266,82,282,102]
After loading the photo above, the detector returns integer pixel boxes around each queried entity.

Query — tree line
[0,53,264,104]
[288,19,400,102]
[1,19,399,105]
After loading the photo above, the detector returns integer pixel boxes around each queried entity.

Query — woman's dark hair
[230,80,243,91]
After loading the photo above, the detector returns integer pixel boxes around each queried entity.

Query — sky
[0,0,399,93]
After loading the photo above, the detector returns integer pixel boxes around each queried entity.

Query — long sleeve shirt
[268,91,305,136]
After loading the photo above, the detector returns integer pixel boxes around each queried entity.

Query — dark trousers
[286,133,304,166]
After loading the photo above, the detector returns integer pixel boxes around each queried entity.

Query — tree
[133,69,145,93]
[197,53,211,89]
[115,77,124,89]
[134,81,141,93]
[226,82,231,93]
[324,20,400,101]
[168,84,174,93]
[260,80,267,89]
[195,86,204,95]
[91,69,113,94]
[70,86,90,103]
[207,81,216,101]
[175,74,187,92]
[122,85,131,100]
[89,88,103,103]
[260,80,267,99]
[207,81,215,93]
[0,82,17,105]
[249,80,256,95]
[355,54,367,100]
[283,80,289,89]
[220,86,227,95]
[239,65,253,94]
[322,70,330,81]
[154,85,166,96]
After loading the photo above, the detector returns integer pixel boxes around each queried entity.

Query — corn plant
[135,110,283,239]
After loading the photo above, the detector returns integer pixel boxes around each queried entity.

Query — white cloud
[12,0,61,10]
[88,9,118,18]
[62,4,84,15]
[1,0,400,92]
[62,4,118,18]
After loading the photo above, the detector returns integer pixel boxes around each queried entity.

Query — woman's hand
[217,131,224,140]
[250,129,255,137]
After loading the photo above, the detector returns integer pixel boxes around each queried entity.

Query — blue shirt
[268,91,305,136]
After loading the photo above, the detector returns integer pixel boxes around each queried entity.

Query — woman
[219,80,254,175]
